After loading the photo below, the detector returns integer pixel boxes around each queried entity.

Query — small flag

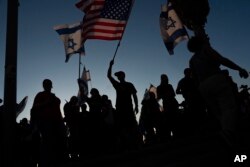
[148,84,158,99]
[82,66,91,81]
[54,22,85,62]
[16,96,28,118]
[160,2,189,55]
[77,66,90,104]
[75,0,135,42]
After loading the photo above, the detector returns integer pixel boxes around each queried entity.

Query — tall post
[2,0,19,166]
[79,53,81,79]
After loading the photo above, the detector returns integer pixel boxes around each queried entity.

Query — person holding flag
[76,0,135,43]
[107,59,142,151]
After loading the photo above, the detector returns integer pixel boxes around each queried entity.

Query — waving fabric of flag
[76,0,134,42]
[160,2,189,55]
[78,66,90,104]
[54,22,85,62]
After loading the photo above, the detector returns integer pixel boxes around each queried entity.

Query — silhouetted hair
[161,74,169,84]
[70,96,78,104]
[90,88,100,96]
[184,68,192,76]
[43,79,52,90]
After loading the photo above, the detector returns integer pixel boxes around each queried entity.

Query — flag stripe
[75,0,93,13]
[54,22,84,62]
[76,0,104,13]
[55,25,82,35]
[160,3,188,55]
[166,29,188,44]
[83,28,124,36]
[76,0,134,42]
[84,32,123,38]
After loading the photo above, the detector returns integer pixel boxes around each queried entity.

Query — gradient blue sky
[0,0,249,122]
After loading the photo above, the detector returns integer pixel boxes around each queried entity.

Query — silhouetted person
[85,88,104,155]
[157,74,179,141]
[238,85,250,137]
[63,96,81,160]
[187,36,249,147]
[101,94,117,153]
[139,91,162,145]
[30,79,67,167]
[107,60,142,151]
[78,103,91,157]
[176,68,206,136]
[102,94,115,125]
[238,85,250,116]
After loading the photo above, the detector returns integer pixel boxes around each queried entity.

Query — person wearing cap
[107,60,141,150]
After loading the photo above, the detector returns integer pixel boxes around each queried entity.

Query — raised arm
[107,60,114,80]
[207,47,249,78]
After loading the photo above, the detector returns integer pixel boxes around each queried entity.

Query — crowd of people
[1,36,249,167]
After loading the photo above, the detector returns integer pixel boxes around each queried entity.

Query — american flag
[76,0,134,42]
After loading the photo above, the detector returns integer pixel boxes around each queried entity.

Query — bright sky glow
[0,0,249,122]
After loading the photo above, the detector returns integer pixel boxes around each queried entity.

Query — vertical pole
[112,40,120,61]
[2,0,19,166]
[79,53,81,79]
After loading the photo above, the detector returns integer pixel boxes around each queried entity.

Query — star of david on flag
[160,2,189,55]
[54,22,85,62]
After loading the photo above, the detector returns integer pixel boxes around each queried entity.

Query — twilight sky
[0,0,249,122]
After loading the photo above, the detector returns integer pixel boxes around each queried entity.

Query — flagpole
[112,41,120,61]
[78,53,82,79]
[112,0,135,61]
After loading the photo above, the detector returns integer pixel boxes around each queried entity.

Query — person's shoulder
[178,77,186,83]
[125,81,135,87]
[35,91,44,97]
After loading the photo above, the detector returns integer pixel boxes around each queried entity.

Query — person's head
[20,118,28,125]
[102,94,108,101]
[0,98,2,104]
[114,71,125,82]
[69,96,79,105]
[43,79,52,92]
[187,36,204,53]
[160,74,169,84]
[90,88,100,97]
[184,68,192,77]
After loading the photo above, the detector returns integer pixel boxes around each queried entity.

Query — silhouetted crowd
[11,74,249,167]
[1,36,249,167]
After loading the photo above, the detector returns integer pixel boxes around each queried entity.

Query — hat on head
[114,71,125,78]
